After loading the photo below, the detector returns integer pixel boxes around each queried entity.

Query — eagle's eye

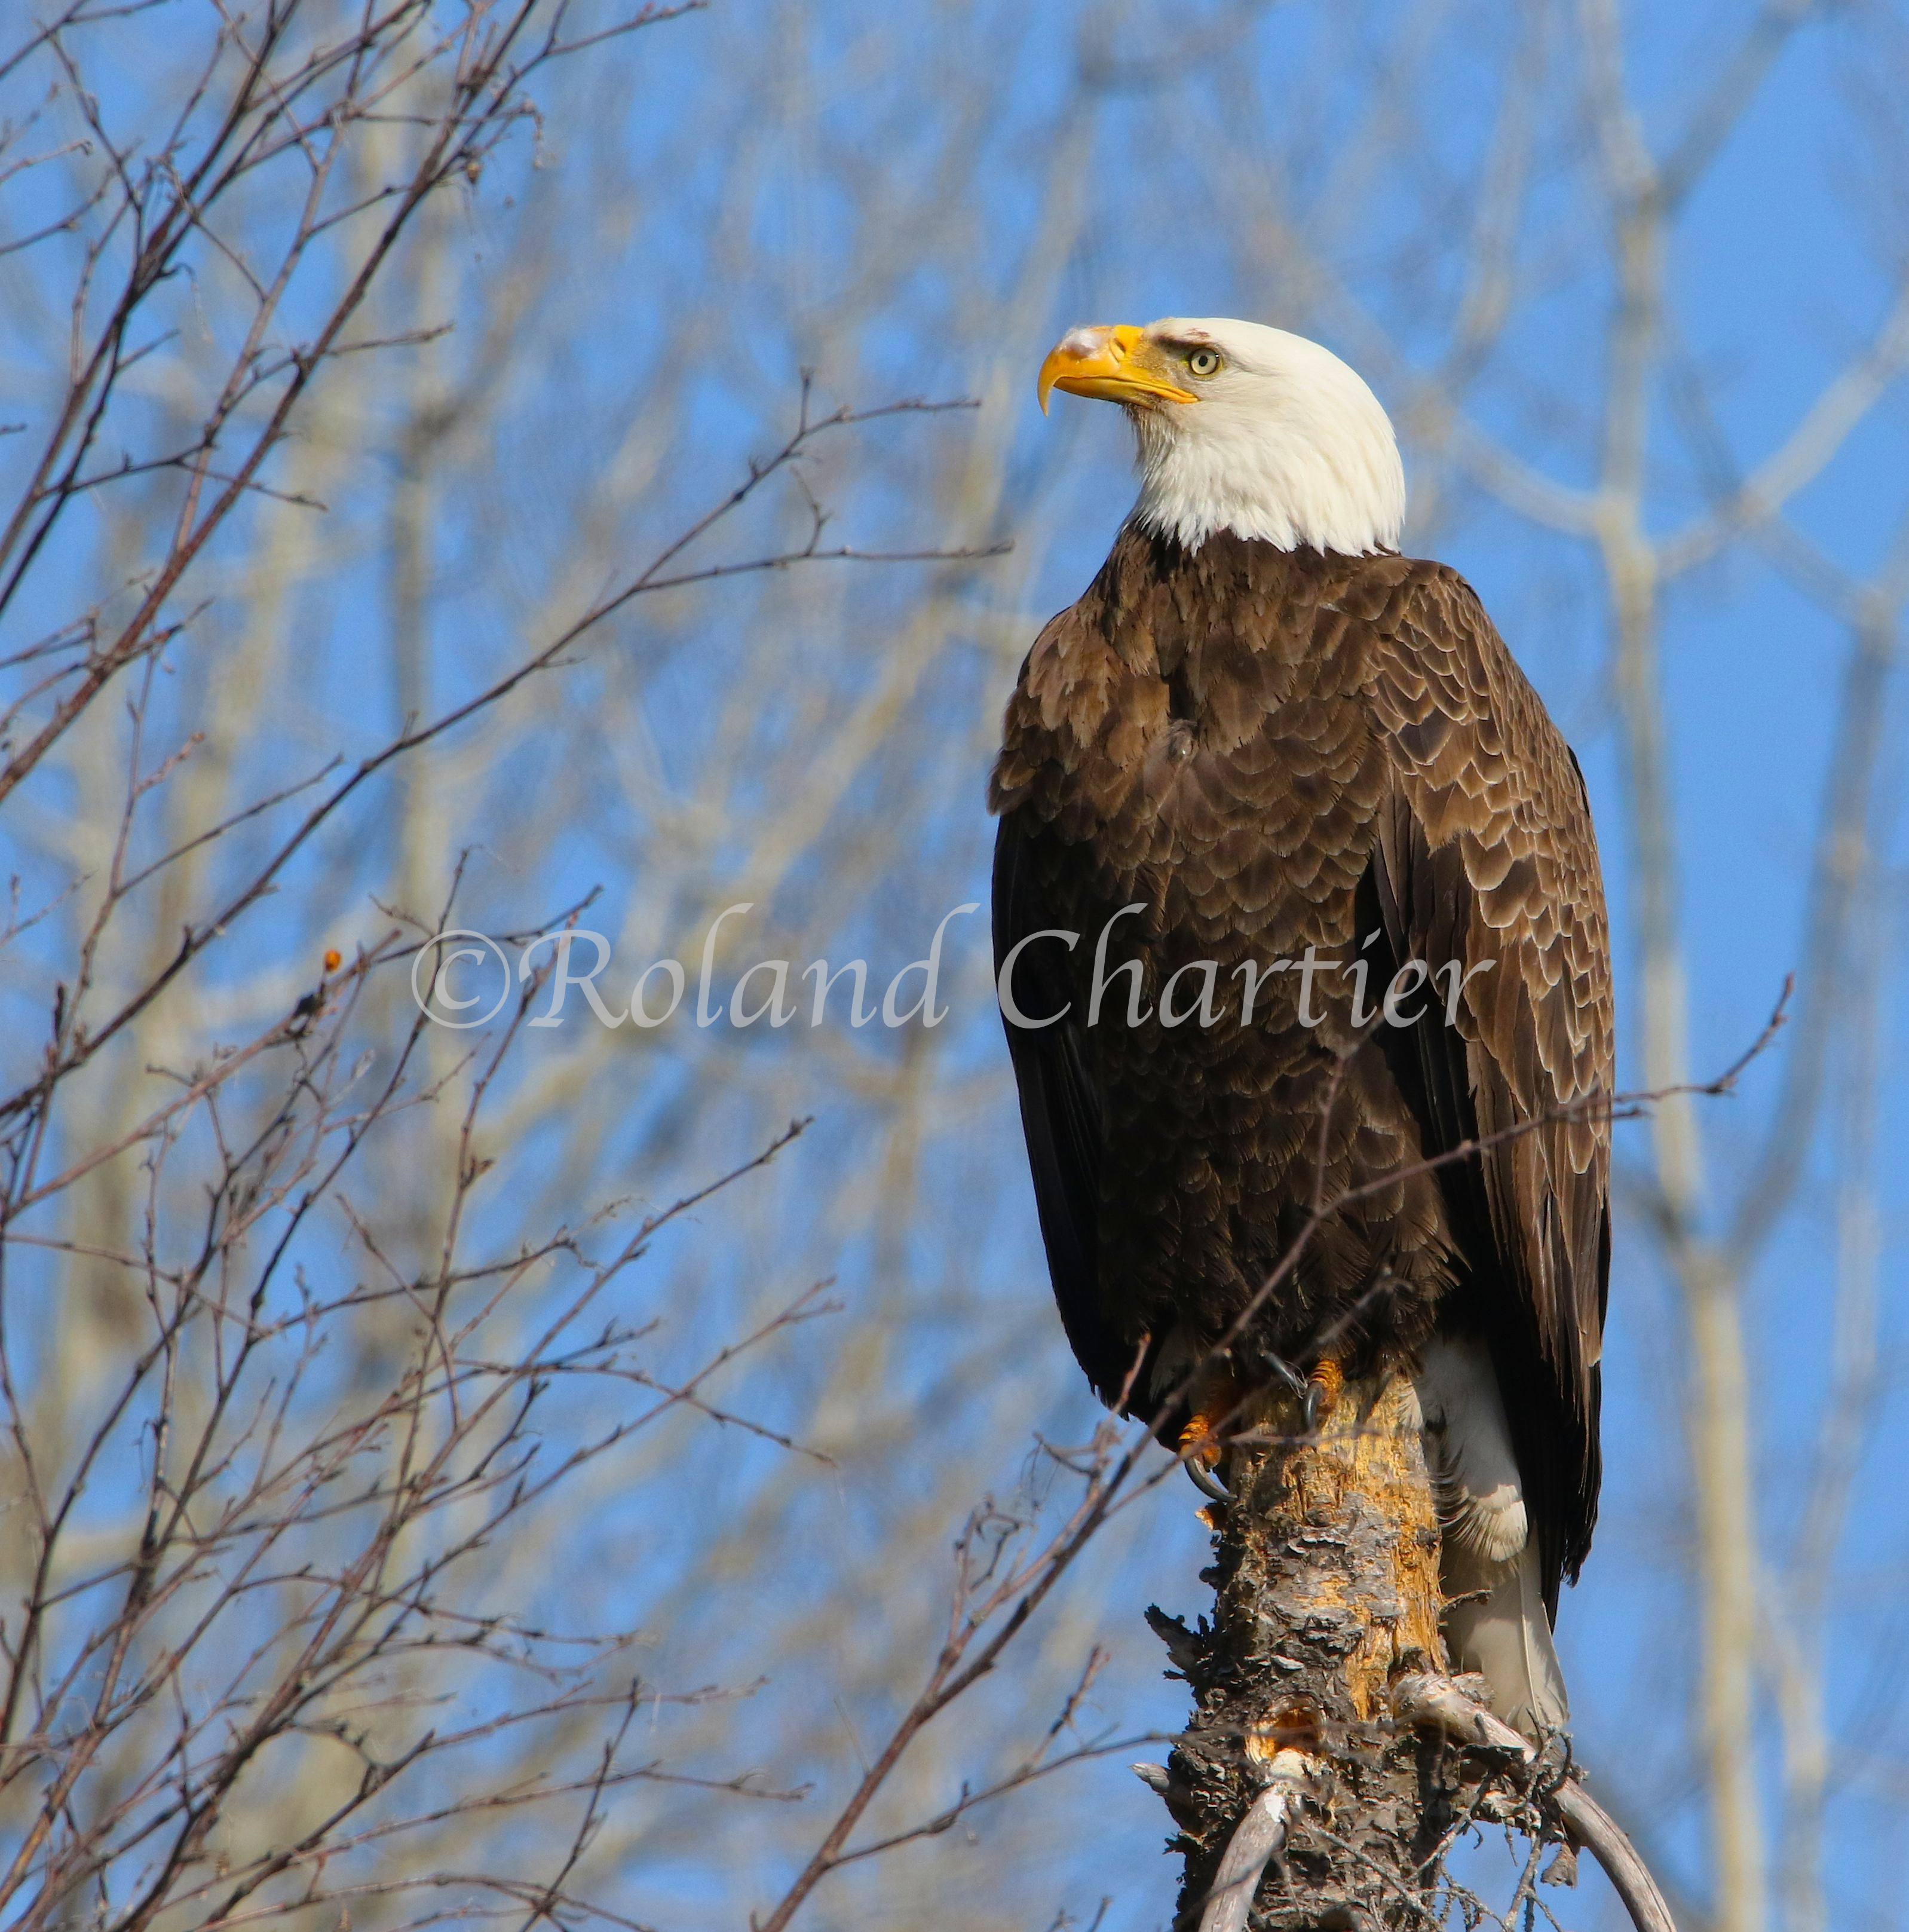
[1186,348,1222,377]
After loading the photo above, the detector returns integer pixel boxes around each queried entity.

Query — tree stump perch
[1160,1365,1454,1930]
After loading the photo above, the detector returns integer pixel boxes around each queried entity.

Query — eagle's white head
[1037,316,1405,557]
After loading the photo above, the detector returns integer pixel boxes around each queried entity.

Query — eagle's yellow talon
[1179,1410,1233,1502]
[1306,1356,1343,1426]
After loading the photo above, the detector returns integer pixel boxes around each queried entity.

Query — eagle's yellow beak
[1037,323,1199,415]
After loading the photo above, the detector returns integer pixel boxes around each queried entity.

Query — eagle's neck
[1127,389,1406,557]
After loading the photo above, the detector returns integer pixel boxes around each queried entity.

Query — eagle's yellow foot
[1180,1423,1233,1504]
[1179,1368,1245,1503]
[1304,1355,1343,1431]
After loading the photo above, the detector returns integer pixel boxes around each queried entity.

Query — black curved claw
[1303,1378,1325,1434]
[1260,1349,1309,1405]
[1185,1455,1233,1504]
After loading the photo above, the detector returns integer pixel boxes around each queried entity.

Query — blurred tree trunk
[1161,1373,1451,1930]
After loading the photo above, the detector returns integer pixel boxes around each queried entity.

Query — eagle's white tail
[1438,1528,1570,1736]
[1414,1335,1570,1738]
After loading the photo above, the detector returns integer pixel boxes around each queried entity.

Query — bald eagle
[989,318,1611,1737]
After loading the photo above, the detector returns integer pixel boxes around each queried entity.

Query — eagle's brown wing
[1362,565,1613,1606]
[992,784,1133,1406]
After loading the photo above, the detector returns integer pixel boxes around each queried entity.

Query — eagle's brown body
[989,526,1612,1603]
